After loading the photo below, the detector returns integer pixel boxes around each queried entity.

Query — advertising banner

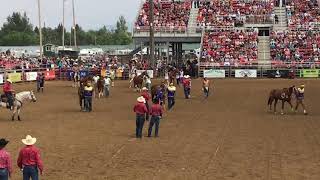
[137,70,154,78]
[25,72,38,81]
[235,69,257,78]
[267,70,289,78]
[44,70,55,80]
[0,74,4,84]
[79,70,89,78]
[300,69,319,78]
[8,73,22,83]
[203,69,225,78]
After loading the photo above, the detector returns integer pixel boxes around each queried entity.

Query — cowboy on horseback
[3,79,14,110]
[294,84,308,115]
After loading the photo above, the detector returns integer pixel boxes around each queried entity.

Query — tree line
[0,12,132,46]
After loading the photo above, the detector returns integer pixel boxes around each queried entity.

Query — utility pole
[62,0,65,49]
[72,0,77,48]
[149,0,155,69]
[37,0,43,60]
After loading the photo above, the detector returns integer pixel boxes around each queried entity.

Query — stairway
[187,6,199,34]
[273,7,288,31]
[258,36,271,68]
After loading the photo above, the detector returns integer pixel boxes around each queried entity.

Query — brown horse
[96,78,104,98]
[267,86,295,114]
[133,71,147,92]
[169,68,179,85]
[78,82,85,111]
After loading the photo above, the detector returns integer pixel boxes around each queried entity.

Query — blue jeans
[84,96,92,112]
[5,92,13,108]
[168,97,175,110]
[203,87,209,98]
[148,116,160,137]
[104,86,110,97]
[145,102,149,121]
[0,168,8,180]
[23,166,38,180]
[184,87,190,99]
[136,114,145,138]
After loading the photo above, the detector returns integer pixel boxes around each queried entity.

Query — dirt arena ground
[0,79,320,180]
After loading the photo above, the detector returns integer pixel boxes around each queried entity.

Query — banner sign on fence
[26,72,38,81]
[300,69,319,78]
[8,73,22,82]
[137,70,154,78]
[79,71,89,78]
[0,74,4,84]
[267,70,289,78]
[235,69,257,78]
[204,69,225,78]
[44,70,55,80]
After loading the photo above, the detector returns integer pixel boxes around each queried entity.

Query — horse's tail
[267,96,272,105]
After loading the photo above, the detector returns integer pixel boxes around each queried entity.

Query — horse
[168,68,179,85]
[133,71,147,92]
[73,71,80,87]
[267,86,295,114]
[0,91,37,121]
[78,82,85,111]
[96,78,105,98]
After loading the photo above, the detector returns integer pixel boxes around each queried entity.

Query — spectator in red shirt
[148,99,163,137]
[2,79,14,110]
[133,97,148,138]
[182,75,191,99]
[141,87,150,121]
[0,138,12,180]
[17,135,44,180]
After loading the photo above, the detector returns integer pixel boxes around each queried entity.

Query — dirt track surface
[0,79,320,180]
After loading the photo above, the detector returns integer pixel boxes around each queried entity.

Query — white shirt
[93,76,99,83]
[104,78,111,86]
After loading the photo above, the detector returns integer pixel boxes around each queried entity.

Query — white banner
[26,72,38,81]
[235,69,257,78]
[204,69,225,78]
[136,70,154,78]
[0,74,4,84]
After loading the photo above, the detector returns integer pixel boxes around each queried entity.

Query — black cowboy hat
[0,138,9,148]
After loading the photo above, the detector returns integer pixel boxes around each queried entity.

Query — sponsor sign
[79,70,89,78]
[203,69,225,78]
[137,70,154,78]
[44,70,55,80]
[0,74,4,84]
[235,69,257,78]
[8,73,22,82]
[25,72,38,81]
[267,70,289,78]
[300,69,319,78]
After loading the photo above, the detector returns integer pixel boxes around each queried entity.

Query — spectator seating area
[135,0,191,32]
[201,29,258,66]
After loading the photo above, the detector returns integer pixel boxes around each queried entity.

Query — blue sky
[0,0,141,30]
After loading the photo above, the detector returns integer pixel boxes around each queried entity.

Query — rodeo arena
[1,0,320,179]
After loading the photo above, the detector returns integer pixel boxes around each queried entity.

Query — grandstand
[132,0,320,74]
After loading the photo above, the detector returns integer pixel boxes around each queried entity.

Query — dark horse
[133,71,147,92]
[96,78,104,98]
[168,68,179,85]
[78,82,85,111]
[267,86,295,114]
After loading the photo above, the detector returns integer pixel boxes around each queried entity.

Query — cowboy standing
[3,79,14,110]
[133,96,148,138]
[182,75,191,99]
[141,87,150,121]
[36,73,45,93]
[110,69,115,87]
[0,138,12,180]
[103,76,111,97]
[203,78,210,98]
[167,83,176,110]
[17,135,44,180]
[294,84,308,115]
[148,99,163,137]
[84,82,94,112]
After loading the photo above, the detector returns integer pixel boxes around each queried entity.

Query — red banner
[43,70,56,80]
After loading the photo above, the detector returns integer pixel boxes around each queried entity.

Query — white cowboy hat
[142,87,148,91]
[22,135,37,145]
[185,75,190,78]
[7,79,12,83]
[168,85,176,92]
[137,96,146,103]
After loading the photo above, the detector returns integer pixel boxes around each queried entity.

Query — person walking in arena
[167,83,176,110]
[183,75,191,99]
[17,135,44,180]
[294,84,308,115]
[3,79,14,110]
[141,87,150,121]
[133,96,148,138]
[83,82,94,112]
[0,138,12,180]
[202,78,210,99]
[36,73,45,93]
[148,99,163,137]
[103,76,111,97]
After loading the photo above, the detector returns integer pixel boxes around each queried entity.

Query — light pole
[72,0,77,48]
[62,0,65,49]
[149,0,155,69]
[37,0,43,60]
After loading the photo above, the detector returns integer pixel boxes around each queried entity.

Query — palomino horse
[96,78,105,98]
[0,91,37,121]
[133,71,147,92]
[267,86,295,114]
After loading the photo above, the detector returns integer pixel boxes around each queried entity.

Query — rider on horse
[3,79,14,110]
[294,84,308,115]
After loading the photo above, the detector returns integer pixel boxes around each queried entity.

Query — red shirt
[149,104,163,116]
[133,102,148,115]
[17,145,44,173]
[0,149,12,175]
[183,79,191,88]
[3,82,12,93]
[141,92,150,101]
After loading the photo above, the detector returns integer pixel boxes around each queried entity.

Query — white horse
[0,91,37,121]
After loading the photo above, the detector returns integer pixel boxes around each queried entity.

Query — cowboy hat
[168,85,176,92]
[137,96,146,103]
[185,75,190,78]
[0,138,9,148]
[7,79,12,83]
[142,87,148,91]
[22,135,37,145]
[300,84,305,88]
